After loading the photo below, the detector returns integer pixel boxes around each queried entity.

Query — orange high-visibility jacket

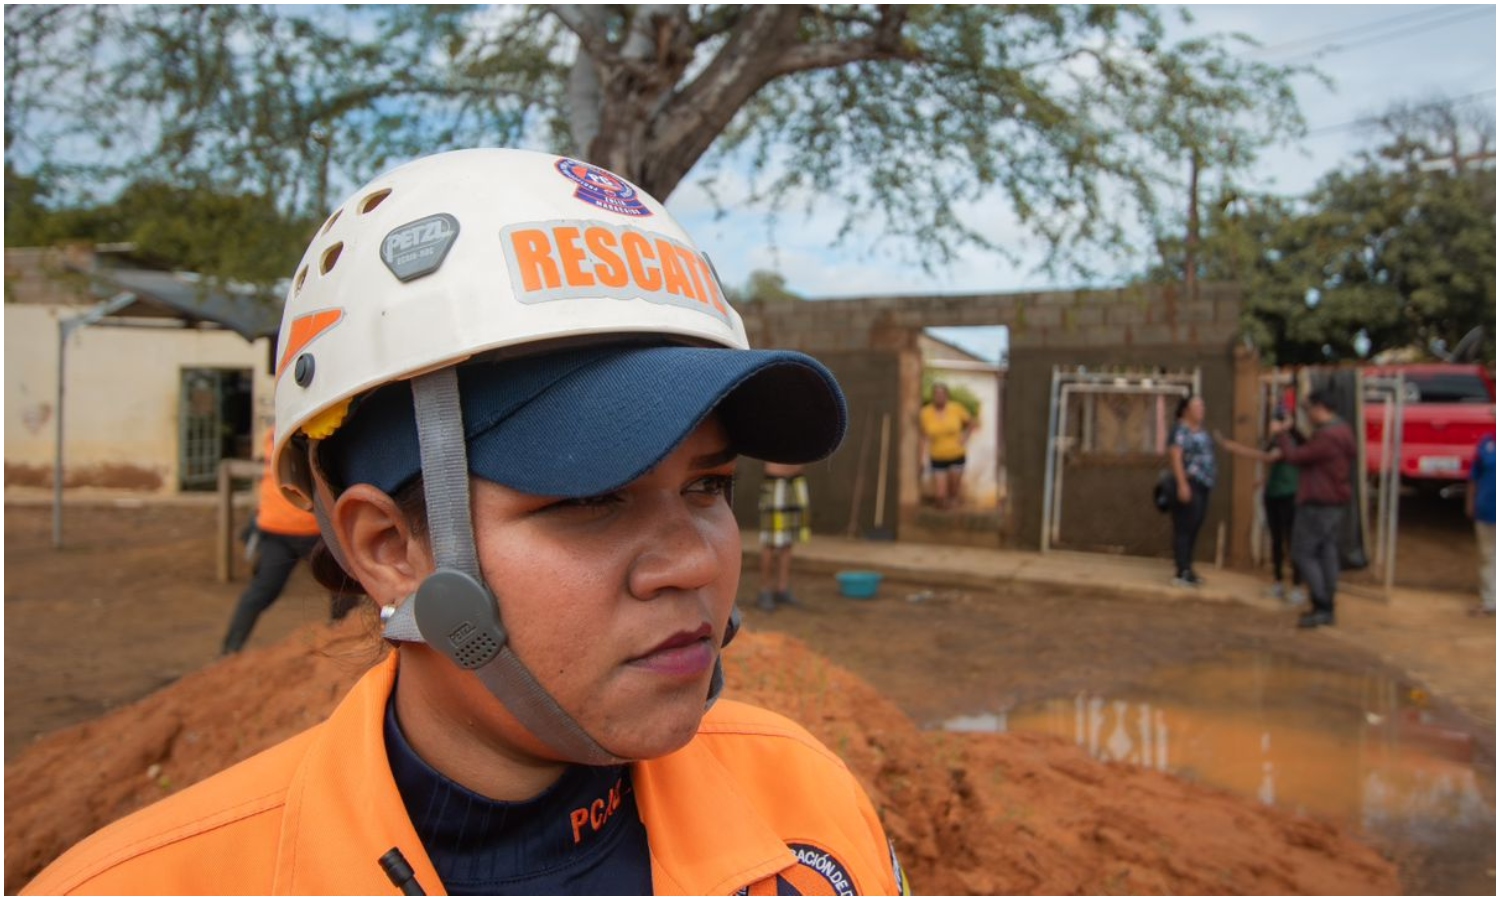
[24,654,905,896]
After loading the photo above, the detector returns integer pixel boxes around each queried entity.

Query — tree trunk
[580,7,806,200]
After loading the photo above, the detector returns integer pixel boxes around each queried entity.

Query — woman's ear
[331,484,431,606]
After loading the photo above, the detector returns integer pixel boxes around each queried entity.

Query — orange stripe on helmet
[276,309,345,380]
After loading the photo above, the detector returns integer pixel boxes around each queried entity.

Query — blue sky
[665,4,1498,363]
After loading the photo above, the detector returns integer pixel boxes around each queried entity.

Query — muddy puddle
[940,653,1495,893]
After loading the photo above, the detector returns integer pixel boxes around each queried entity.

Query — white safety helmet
[269,148,846,766]
[273,148,751,506]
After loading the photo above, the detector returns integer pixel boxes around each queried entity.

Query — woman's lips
[631,625,714,677]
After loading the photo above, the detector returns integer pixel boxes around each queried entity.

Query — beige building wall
[5,303,273,492]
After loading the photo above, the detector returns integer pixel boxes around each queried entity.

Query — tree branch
[769,5,917,77]
[550,5,611,60]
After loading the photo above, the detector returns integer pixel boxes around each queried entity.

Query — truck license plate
[1418,456,1461,474]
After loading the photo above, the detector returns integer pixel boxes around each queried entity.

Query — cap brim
[323,345,847,498]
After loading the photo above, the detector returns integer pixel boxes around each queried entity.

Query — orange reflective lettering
[657,239,694,299]
[681,249,714,307]
[585,227,628,288]
[590,798,606,830]
[692,253,729,314]
[570,808,590,844]
[553,226,594,288]
[622,231,662,291]
[510,229,561,292]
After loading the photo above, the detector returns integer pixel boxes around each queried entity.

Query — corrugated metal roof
[75,263,283,340]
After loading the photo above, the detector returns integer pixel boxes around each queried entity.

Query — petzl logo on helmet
[501,220,729,324]
[381,213,460,282]
[555,158,653,218]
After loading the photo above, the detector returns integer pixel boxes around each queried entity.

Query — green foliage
[6,5,1306,280]
[920,370,982,419]
[1141,97,1495,365]
[5,168,316,290]
[726,269,803,304]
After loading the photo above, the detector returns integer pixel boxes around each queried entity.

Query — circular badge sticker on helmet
[556,158,653,218]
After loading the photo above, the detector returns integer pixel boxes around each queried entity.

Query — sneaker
[1297,610,1335,629]
[1287,587,1308,606]
[1265,583,1286,601]
[1171,571,1203,589]
[775,590,805,609]
[756,590,776,612]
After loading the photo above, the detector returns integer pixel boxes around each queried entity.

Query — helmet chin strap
[376,367,737,767]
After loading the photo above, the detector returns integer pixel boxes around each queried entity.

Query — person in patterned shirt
[1168,394,1217,588]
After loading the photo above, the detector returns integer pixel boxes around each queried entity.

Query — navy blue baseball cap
[319,343,847,498]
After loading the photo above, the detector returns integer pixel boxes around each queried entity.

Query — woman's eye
[551,492,622,511]
[688,474,736,503]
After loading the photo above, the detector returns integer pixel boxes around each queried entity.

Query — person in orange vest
[219,432,332,655]
[27,149,909,896]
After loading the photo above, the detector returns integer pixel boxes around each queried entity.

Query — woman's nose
[626,495,727,600]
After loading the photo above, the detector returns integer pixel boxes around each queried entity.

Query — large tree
[1144,97,1496,364]
[5,4,1304,278]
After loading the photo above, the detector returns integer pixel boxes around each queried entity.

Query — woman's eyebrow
[690,447,738,469]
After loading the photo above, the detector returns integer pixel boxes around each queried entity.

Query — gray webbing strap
[475,649,627,763]
[411,370,480,579]
[397,369,625,765]
[380,591,423,643]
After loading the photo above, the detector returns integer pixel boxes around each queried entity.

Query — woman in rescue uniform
[25,149,908,896]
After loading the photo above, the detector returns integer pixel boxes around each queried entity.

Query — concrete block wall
[739,283,1241,353]
[735,283,1245,550]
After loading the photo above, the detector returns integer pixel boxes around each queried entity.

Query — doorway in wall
[919,326,1009,514]
[179,368,254,491]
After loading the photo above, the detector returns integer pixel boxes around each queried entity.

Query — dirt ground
[3,501,1492,894]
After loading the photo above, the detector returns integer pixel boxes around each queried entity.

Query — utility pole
[1184,148,1201,301]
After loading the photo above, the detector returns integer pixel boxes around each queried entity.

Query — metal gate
[1359,372,1404,594]
[1042,367,1201,553]
[1254,369,1402,597]
[179,369,225,490]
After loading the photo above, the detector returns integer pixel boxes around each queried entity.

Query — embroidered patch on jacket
[783,843,858,895]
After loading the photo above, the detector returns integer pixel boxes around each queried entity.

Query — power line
[1304,88,1496,137]
[1242,4,1488,60]
[1272,6,1496,64]
[1306,7,1495,60]
[1245,5,1482,58]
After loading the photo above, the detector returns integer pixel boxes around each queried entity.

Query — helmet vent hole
[293,266,308,296]
[359,189,391,214]
[320,243,343,275]
[320,209,342,234]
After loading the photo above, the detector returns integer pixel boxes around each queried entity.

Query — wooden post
[217,459,263,583]
[1228,342,1261,568]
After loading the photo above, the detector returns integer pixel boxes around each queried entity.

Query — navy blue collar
[383,696,652,895]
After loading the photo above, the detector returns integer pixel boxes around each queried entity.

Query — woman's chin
[594,706,706,761]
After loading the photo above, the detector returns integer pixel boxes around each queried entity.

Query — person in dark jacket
[1271,389,1357,629]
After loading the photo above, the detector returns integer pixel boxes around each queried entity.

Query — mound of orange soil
[4,619,1399,895]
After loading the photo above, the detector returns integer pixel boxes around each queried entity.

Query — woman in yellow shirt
[918,382,975,509]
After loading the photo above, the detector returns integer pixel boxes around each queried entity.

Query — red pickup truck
[1363,364,1495,486]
